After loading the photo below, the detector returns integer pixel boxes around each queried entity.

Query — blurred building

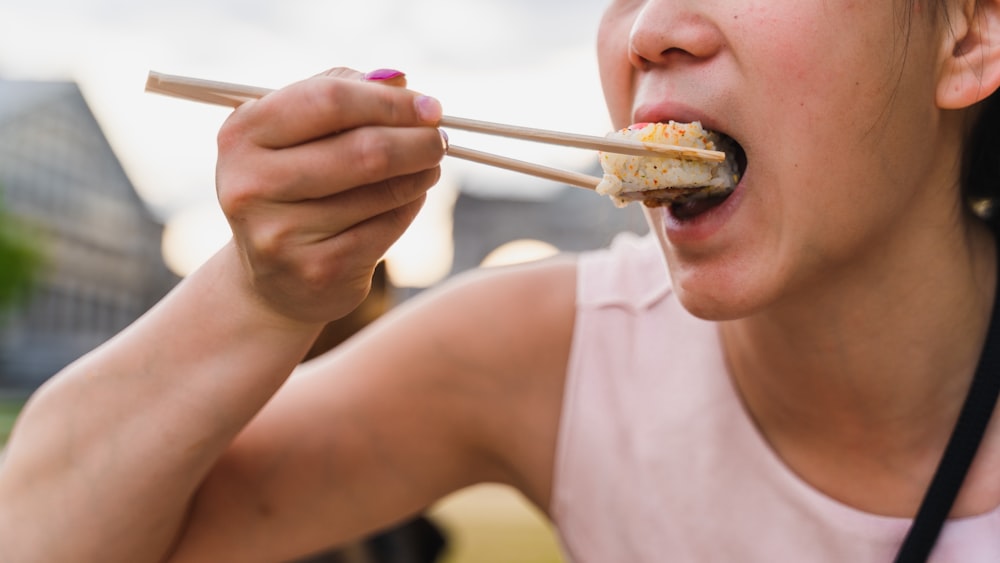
[0,78,177,391]
[450,182,649,275]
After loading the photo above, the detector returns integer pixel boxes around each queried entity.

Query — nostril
[661,47,693,60]
[628,47,653,71]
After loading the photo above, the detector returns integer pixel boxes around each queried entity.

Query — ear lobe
[937,0,1000,109]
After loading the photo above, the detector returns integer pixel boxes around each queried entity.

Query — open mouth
[597,122,748,213]
[667,133,747,220]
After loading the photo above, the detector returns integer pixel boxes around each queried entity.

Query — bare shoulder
[353,255,580,502]
[294,255,580,521]
[397,254,579,382]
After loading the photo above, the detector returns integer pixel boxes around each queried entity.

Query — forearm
[0,244,323,562]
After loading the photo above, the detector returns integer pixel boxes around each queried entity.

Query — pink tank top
[552,233,1000,562]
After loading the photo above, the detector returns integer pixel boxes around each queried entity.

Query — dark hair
[964,91,1000,230]
[896,1,998,229]
[951,0,1000,230]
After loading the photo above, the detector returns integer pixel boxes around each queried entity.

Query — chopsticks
[437,114,723,161]
[144,71,724,191]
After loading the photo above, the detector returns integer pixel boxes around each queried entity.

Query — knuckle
[218,155,301,218]
[217,170,262,219]
[308,79,349,122]
[354,129,393,179]
[217,115,248,156]
[216,183,249,221]
[375,88,407,123]
[295,259,331,294]
[247,222,287,262]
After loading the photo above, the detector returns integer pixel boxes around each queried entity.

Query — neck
[721,216,996,515]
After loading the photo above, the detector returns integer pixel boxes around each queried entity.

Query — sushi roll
[597,121,741,208]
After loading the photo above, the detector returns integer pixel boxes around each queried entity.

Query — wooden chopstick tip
[144,71,162,94]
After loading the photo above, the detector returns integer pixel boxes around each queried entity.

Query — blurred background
[0,1,649,561]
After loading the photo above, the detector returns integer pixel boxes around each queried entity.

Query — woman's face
[598,0,964,319]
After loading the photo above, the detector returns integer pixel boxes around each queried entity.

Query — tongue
[670,195,727,220]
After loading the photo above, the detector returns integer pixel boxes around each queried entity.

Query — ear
[937,0,1000,109]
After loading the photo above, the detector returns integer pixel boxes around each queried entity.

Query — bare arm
[0,247,322,562]
[0,70,447,562]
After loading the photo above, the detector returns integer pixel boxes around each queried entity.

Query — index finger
[236,76,442,149]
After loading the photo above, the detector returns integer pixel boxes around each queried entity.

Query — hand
[215,68,445,325]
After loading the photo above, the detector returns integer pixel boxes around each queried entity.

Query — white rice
[597,121,739,207]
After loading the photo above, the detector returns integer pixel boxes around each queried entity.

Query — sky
[0,0,612,284]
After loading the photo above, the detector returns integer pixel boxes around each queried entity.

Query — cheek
[597,8,636,128]
[750,9,937,183]
[737,12,832,106]
[738,3,903,131]
[733,5,913,199]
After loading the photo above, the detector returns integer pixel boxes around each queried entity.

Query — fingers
[234,168,441,252]
[229,75,441,150]
[320,189,430,267]
[286,125,444,200]
[217,66,447,202]
[219,124,445,204]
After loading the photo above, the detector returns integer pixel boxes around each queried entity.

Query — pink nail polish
[364,68,405,81]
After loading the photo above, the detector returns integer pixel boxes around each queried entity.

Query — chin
[663,251,776,322]
[643,205,781,320]
[672,282,758,321]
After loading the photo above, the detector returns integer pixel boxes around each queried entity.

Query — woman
[1,0,999,561]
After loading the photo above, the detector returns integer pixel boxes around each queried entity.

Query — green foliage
[0,194,42,312]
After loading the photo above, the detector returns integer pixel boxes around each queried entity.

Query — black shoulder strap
[894,242,1000,563]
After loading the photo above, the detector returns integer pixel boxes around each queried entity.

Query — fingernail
[415,95,442,122]
[439,129,449,151]
[364,68,405,81]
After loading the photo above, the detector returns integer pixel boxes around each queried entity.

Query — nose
[628,2,724,69]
